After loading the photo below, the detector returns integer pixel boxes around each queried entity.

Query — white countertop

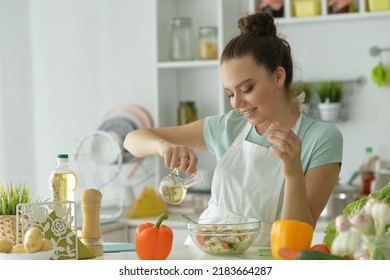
[96,244,264,260]
[88,216,331,260]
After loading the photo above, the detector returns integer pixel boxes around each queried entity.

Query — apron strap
[231,123,252,146]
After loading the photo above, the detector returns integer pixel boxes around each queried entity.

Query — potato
[12,244,26,254]
[23,227,43,253]
[40,238,53,251]
[25,226,41,238]
[0,239,13,253]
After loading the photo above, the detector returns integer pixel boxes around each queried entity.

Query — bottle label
[50,172,77,201]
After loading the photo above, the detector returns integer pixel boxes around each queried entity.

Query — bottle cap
[179,101,195,105]
[57,154,69,158]
[198,26,217,35]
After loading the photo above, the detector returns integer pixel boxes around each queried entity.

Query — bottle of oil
[360,147,376,196]
[49,154,78,202]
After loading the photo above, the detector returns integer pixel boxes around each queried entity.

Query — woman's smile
[240,107,257,118]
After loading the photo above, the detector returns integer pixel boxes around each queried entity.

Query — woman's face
[220,55,285,127]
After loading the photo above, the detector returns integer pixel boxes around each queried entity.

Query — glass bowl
[186,216,261,255]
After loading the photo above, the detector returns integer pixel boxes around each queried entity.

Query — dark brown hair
[221,12,294,94]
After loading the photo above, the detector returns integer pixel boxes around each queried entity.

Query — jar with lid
[170,17,195,61]
[178,101,197,125]
[198,26,218,60]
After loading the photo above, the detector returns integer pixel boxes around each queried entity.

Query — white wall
[29,0,156,200]
[0,0,35,187]
[0,57,4,178]
[0,0,156,200]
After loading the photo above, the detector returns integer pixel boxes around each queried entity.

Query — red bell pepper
[135,212,173,260]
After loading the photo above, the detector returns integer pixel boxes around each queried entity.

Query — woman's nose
[231,94,244,109]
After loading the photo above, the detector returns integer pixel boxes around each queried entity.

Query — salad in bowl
[186,216,261,255]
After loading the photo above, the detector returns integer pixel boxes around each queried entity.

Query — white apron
[198,114,303,246]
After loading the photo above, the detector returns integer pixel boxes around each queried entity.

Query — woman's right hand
[157,140,198,174]
[124,119,205,173]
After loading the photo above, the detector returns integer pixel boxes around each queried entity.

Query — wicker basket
[0,215,22,246]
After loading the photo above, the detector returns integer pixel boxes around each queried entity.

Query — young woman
[124,12,343,245]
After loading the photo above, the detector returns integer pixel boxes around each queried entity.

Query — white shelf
[254,0,390,24]
[158,60,219,69]
[276,10,390,25]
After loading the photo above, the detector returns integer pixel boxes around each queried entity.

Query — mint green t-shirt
[203,110,343,218]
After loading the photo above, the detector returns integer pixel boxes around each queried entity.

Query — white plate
[0,250,54,260]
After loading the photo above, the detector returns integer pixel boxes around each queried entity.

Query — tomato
[196,235,205,246]
[277,248,301,260]
[221,242,229,249]
[310,244,331,254]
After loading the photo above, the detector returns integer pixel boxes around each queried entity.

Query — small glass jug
[159,168,204,205]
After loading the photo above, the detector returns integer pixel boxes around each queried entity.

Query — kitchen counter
[96,244,264,260]
[93,217,330,260]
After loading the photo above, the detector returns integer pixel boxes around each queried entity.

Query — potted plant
[293,82,312,114]
[316,81,342,121]
[0,181,33,245]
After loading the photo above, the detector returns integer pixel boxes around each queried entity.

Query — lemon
[372,63,389,87]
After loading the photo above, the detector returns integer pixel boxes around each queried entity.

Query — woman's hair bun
[238,12,276,36]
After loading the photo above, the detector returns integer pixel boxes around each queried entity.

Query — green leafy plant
[293,82,312,103]
[316,81,342,103]
[323,182,390,253]
[0,181,33,215]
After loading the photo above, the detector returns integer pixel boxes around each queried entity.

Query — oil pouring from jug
[159,168,204,205]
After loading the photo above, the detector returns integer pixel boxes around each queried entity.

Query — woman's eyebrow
[223,78,253,91]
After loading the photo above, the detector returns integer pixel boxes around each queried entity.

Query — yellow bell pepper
[271,220,314,260]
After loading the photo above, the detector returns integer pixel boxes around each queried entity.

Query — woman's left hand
[266,122,302,177]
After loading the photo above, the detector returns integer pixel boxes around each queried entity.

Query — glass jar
[198,26,218,60]
[178,101,197,125]
[170,17,195,61]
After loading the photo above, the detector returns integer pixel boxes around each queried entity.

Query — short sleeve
[306,124,343,170]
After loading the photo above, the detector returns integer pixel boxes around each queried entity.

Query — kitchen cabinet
[101,222,130,243]
[154,0,248,181]
[153,0,390,183]
[155,0,274,181]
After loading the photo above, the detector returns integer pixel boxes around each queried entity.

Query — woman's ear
[274,66,286,88]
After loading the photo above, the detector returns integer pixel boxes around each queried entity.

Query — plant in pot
[316,81,342,122]
[293,82,312,114]
[0,181,34,245]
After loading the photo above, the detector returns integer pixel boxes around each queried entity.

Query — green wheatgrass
[0,181,32,215]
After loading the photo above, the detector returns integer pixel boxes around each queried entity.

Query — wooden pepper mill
[80,188,103,256]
